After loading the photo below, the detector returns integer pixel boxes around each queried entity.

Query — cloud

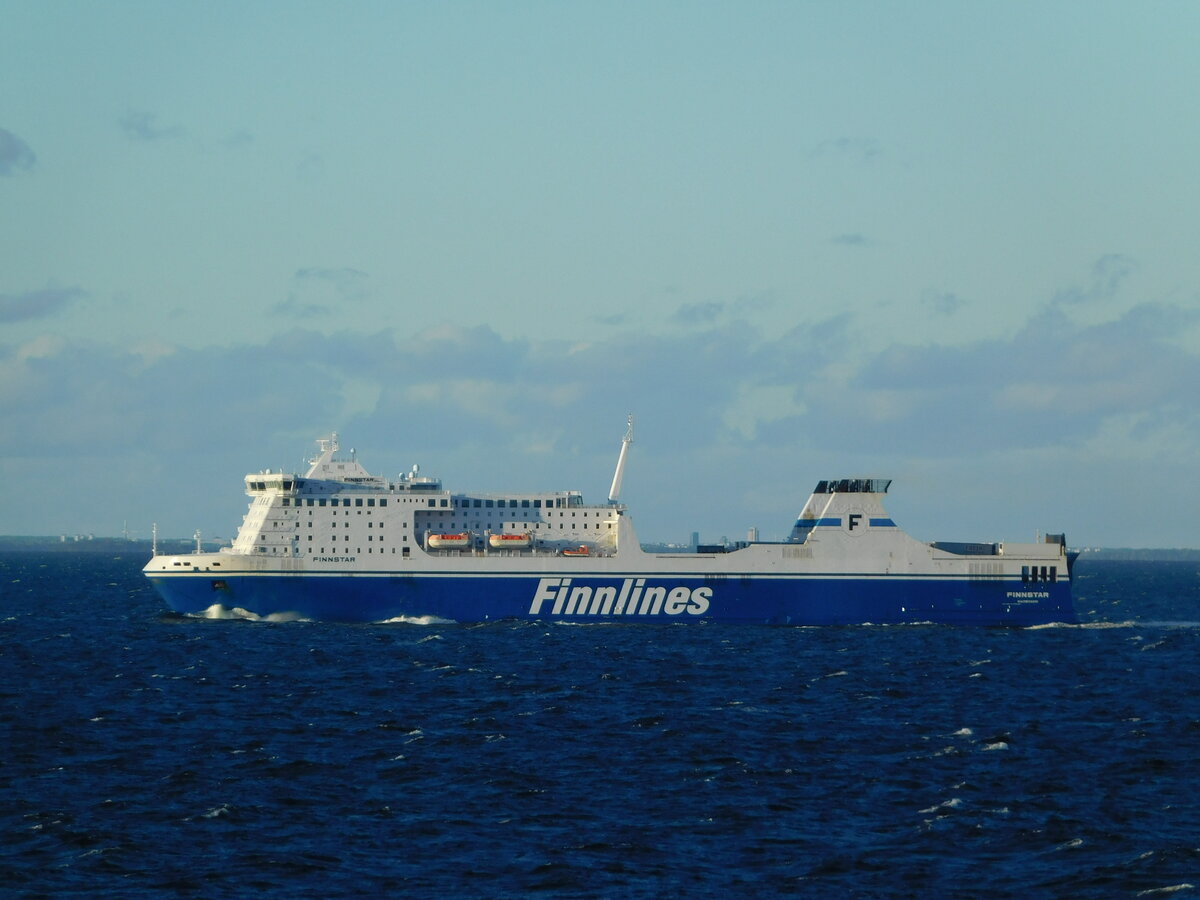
[0,127,36,175]
[7,302,1196,465]
[271,296,331,318]
[923,290,965,316]
[809,137,882,163]
[830,233,870,247]
[119,111,185,142]
[829,300,1200,455]
[0,287,83,323]
[0,333,349,456]
[271,268,371,317]
[294,267,370,302]
[671,301,724,325]
[220,129,254,149]
[3,294,1199,543]
[1051,253,1138,308]
[298,153,324,181]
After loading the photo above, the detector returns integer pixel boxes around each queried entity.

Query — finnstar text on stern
[144,419,1076,626]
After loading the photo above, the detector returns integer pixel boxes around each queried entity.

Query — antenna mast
[607,414,634,504]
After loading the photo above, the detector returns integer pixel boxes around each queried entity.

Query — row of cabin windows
[316,521,396,528]
[256,547,405,555]
[428,521,612,531]
[279,496,580,511]
[424,509,600,517]
[306,535,403,543]
[455,498,563,509]
[283,498,388,507]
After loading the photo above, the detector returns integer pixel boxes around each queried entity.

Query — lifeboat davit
[428,532,471,550]
[488,532,532,550]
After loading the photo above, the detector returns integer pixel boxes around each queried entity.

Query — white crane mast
[607,414,634,504]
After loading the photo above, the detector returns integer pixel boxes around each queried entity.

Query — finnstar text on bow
[144,419,1076,625]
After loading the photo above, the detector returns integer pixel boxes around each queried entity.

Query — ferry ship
[143,421,1076,626]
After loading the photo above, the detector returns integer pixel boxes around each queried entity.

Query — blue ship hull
[148,570,1076,627]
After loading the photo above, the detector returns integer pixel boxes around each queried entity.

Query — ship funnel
[607,415,634,504]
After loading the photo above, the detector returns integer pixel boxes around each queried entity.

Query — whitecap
[1026,619,1147,630]
[553,619,621,626]
[982,741,1009,751]
[919,797,965,813]
[1136,885,1196,897]
[1055,837,1084,850]
[929,746,961,758]
[952,728,974,737]
[262,610,309,623]
[379,615,456,625]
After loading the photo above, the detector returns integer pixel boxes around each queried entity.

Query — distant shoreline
[0,536,217,554]
[1,535,1197,561]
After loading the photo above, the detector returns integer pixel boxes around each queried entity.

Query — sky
[3,1,1200,548]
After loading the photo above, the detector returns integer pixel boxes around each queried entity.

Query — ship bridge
[245,472,296,494]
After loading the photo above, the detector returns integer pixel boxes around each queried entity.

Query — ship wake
[188,603,310,623]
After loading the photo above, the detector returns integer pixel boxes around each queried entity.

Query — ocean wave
[377,615,457,625]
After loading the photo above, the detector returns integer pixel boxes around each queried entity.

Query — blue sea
[2,553,1198,898]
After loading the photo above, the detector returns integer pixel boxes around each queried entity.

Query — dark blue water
[2,554,1198,898]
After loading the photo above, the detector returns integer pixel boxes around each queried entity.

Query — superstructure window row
[451,498,566,509]
[304,498,388,507]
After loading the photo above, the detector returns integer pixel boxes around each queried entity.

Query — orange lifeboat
[488,532,532,550]
[561,545,591,557]
[428,532,471,550]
